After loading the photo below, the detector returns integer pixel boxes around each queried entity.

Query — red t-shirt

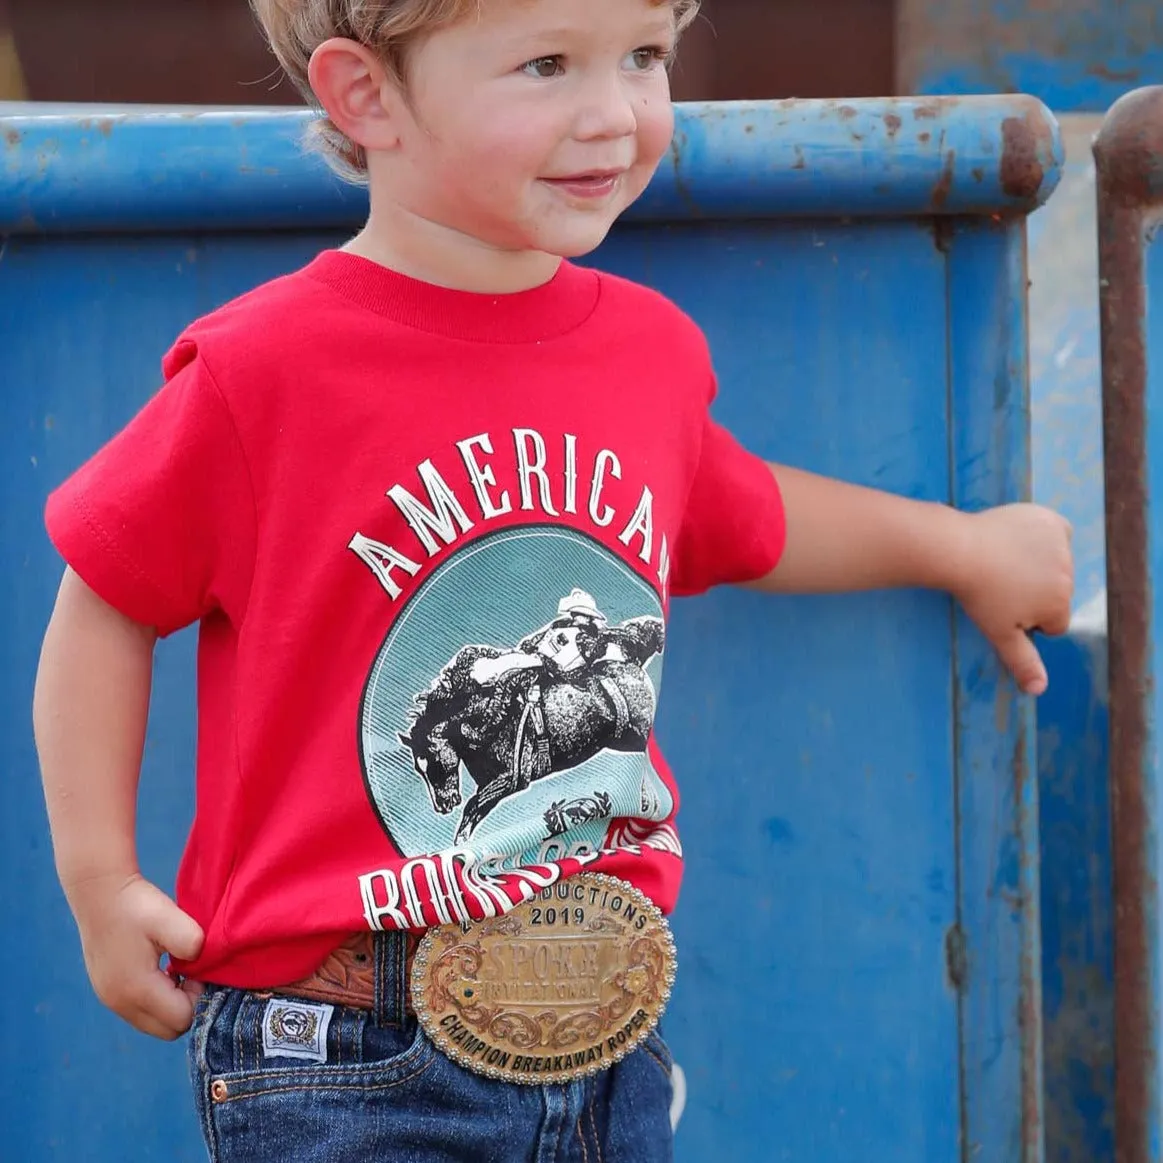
[45,251,785,987]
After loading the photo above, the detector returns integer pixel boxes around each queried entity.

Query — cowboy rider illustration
[468,589,630,688]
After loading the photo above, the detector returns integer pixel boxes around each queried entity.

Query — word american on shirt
[348,428,671,599]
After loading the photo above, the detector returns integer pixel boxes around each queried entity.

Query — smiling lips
[542,170,625,198]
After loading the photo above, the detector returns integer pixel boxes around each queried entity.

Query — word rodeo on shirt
[348,429,670,598]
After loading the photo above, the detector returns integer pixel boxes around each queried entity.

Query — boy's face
[382,0,677,260]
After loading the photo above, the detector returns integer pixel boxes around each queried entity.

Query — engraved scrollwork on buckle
[411,874,676,1085]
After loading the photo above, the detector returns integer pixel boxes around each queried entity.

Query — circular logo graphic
[359,527,673,868]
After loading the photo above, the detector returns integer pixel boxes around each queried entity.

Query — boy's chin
[537,224,618,260]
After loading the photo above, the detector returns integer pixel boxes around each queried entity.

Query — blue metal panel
[0,97,1061,1162]
[1094,86,1163,1163]
[945,216,1043,1162]
[0,97,1062,234]
[607,221,960,1159]
[898,0,1163,114]
[1037,619,1113,1163]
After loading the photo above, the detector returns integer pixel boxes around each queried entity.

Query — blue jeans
[187,931,676,1162]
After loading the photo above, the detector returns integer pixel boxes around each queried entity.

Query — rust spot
[1097,93,1157,1159]
[5,128,20,147]
[883,112,902,137]
[1094,87,1163,209]
[918,132,931,144]
[913,103,940,121]
[995,683,1013,736]
[837,104,857,120]
[791,145,806,171]
[97,118,115,138]
[1003,701,1043,1157]
[1000,115,1047,201]
[1089,63,1141,84]
[666,133,701,216]
[743,124,754,135]
[931,151,956,211]
[972,167,985,183]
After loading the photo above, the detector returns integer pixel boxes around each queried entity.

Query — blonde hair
[250,0,700,182]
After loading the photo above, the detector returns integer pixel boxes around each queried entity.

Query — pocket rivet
[210,1080,229,1102]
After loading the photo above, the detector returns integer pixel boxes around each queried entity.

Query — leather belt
[258,874,676,1086]
[279,931,421,1012]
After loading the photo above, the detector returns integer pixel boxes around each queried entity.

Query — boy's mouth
[542,170,625,199]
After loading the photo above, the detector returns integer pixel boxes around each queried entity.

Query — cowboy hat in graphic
[557,588,608,626]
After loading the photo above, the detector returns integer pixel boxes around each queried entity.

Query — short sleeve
[45,349,256,636]
[669,404,786,598]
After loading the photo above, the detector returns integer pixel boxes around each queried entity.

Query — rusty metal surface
[1001,115,1049,202]
[0,96,1064,236]
[1095,85,1163,1163]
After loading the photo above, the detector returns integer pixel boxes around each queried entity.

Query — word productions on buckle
[411,872,676,1085]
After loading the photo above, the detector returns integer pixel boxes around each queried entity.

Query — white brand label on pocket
[262,999,334,1063]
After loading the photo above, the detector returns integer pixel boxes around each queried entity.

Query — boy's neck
[345,202,564,295]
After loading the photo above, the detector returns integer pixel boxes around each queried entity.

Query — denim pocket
[640,1028,674,1083]
[192,989,441,1163]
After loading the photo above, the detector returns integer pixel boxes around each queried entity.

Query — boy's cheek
[637,110,676,170]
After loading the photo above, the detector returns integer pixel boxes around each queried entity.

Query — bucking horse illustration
[397,590,665,841]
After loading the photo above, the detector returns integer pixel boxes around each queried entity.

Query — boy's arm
[749,465,1074,695]
[33,567,204,1040]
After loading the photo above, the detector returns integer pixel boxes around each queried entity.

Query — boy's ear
[307,37,404,153]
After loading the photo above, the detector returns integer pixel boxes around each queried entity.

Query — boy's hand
[68,872,205,1040]
[952,503,1074,696]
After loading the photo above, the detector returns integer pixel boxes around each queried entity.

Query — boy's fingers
[996,631,1048,696]
[1040,607,1072,638]
[141,892,205,962]
[133,972,197,1040]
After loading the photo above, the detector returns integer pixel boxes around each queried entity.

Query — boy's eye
[626,46,669,71]
[522,56,565,79]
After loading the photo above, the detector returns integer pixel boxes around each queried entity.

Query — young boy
[32,0,1074,1159]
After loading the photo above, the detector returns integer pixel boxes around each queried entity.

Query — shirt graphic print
[360,525,674,877]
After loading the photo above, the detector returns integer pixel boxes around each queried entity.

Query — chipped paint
[931,152,956,211]
[1001,114,1049,202]
[0,98,1062,235]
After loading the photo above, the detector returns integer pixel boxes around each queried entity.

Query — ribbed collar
[306,249,602,344]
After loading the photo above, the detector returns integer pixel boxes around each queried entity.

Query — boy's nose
[573,76,639,141]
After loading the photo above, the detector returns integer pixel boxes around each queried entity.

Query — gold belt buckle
[410,873,676,1085]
